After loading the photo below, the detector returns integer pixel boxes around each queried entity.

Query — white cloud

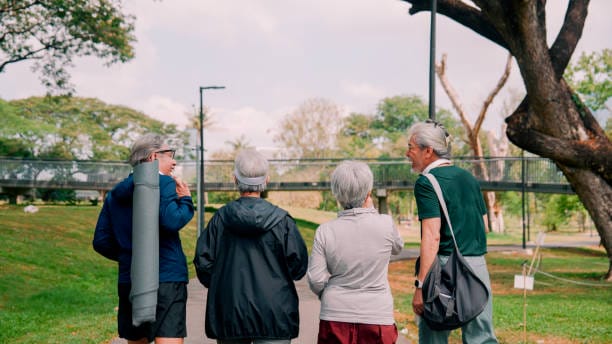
[341,80,386,100]
[138,96,191,128]
[204,106,285,156]
[127,0,282,46]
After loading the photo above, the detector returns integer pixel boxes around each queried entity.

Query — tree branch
[401,0,589,79]
[435,53,472,135]
[0,0,43,15]
[0,21,41,46]
[0,46,47,72]
[549,0,590,78]
[400,0,508,49]
[521,131,610,183]
[506,100,612,183]
[475,53,513,134]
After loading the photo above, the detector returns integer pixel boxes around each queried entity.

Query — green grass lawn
[1,204,610,343]
[0,205,120,343]
[488,247,612,343]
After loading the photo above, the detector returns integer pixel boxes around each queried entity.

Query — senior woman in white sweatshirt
[307,160,404,344]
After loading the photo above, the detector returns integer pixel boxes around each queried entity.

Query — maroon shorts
[317,320,398,344]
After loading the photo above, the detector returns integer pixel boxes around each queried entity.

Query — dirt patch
[389,260,415,294]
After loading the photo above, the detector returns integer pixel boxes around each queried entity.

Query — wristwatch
[414,279,423,289]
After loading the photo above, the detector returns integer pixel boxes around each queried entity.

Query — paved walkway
[183,276,412,344]
[112,274,413,344]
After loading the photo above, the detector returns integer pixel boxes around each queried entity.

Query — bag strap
[422,173,460,252]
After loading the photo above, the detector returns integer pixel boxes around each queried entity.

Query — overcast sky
[1,1,610,158]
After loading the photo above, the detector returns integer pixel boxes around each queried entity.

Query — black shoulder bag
[418,173,489,331]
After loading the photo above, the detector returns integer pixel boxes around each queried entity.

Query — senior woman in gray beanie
[193,149,308,344]
[308,160,404,344]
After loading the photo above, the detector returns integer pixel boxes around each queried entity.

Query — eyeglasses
[155,149,176,159]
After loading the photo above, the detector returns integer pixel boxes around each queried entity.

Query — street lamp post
[198,85,225,236]
[428,0,437,120]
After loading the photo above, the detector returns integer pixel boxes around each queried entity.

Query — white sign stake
[513,275,534,290]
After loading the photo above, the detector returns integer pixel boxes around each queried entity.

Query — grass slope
[0,206,119,343]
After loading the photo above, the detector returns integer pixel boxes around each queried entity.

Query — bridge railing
[0,157,569,192]
[0,158,132,190]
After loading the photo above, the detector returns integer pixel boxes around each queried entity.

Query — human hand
[412,288,424,315]
[174,177,190,198]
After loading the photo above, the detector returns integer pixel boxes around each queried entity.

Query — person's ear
[425,146,434,157]
[265,175,270,184]
[363,191,373,208]
[232,175,237,184]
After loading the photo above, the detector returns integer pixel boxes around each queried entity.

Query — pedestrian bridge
[0,157,573,194]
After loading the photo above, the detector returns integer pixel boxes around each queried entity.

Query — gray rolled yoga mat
[130,160,160,326]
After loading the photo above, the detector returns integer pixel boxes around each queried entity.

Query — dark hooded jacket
[93,174,194,283]
[193,197,308,340]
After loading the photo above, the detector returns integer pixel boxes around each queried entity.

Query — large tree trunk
[560,166,612,274]
[401,0,612,280]
[498,2,612,280]
[506,94,612,282]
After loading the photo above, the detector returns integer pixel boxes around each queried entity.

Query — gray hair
[234,149,269,193]
[128,133,164,166]
[331,160,373,210]
[407,120,452,158]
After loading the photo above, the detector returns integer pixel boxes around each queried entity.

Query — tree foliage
[337,113,380,158]
[565,49,611,112]
[0,96,188,161]
[0,0,136,93]
[338,95,464,158]
[542,194,588,231]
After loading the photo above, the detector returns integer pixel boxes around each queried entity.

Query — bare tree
[225,135,254,154]
[401,0,612,280]
[486,124,510,233]
[273,98,343,159]
[435,53,512,233]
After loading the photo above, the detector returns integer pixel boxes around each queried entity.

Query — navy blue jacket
[93,174,194,283]
[193,197,308,340]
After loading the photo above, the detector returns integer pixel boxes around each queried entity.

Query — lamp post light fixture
[198,85,225,236]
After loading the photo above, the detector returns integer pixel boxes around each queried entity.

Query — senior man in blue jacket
[93,133,194,344]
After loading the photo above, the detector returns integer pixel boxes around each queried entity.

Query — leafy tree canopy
[339,95,465,158]
[0,96,188,161]
[0,0,136,93]
[372,95,431,133]
[565,49,611,112]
